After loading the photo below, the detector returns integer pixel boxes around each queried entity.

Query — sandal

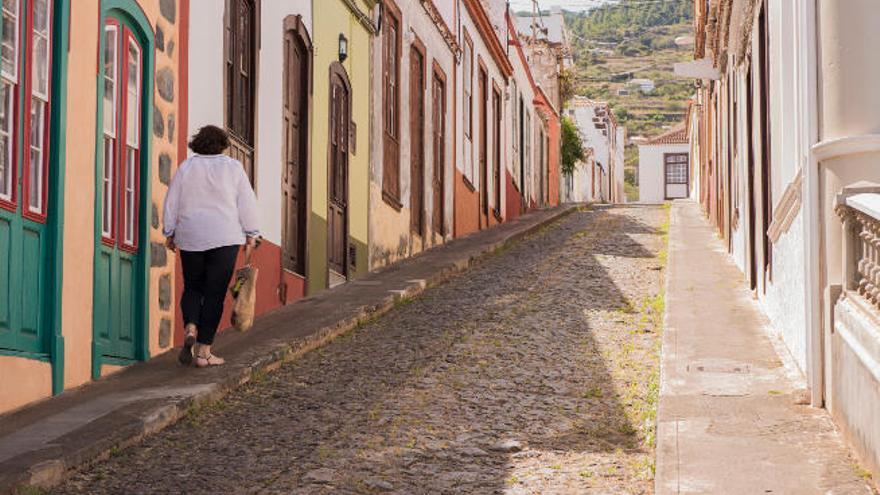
[178,324,197,366]
[194,351,225,368]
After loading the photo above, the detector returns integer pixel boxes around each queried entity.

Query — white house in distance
[565,97,625,204]
[637,124,689,203]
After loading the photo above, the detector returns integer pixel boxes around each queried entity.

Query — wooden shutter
[381,8,401,204]
[410,47,424,235]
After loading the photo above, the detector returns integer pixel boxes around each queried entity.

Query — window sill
[382,190,403,211]
[282,267,307,280]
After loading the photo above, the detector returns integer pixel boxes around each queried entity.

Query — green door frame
[91,0,154,378]
[0,0,71,395]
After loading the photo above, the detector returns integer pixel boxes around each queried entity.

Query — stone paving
[54,205,668,495]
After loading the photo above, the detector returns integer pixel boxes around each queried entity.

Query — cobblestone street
[55,205,668,495]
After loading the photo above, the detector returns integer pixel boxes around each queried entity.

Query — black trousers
[179,245,239,345]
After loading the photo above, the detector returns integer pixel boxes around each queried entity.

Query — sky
[507,0,614,13]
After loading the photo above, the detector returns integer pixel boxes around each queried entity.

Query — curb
[5,204,578,494]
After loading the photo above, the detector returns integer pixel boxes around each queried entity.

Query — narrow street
[55,206,667,494]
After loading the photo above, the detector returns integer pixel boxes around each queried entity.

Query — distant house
[565,97,627,204]
[628,78,656,94]
[637,124,689,203]
[617,88,631,96]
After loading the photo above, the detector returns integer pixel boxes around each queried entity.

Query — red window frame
[21,0,54,223]
[100,18,142,253]
[0,0,53,218]
[0,0,21,212]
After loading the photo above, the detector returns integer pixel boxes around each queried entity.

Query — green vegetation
[561,116,586,177]
[564,0,694,200]
[565,0,692,47]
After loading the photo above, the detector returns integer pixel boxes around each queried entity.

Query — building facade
[453,0,512,237]
[0,0,185,412]
[0,0,570,416]
[686,0,880,482]
[566,97,625,204]
[637,125,689,204]
[368,0,456,269]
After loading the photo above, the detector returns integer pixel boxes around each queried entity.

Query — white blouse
[162,154,260,252]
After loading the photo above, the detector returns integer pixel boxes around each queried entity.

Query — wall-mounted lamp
[338,34,348,63]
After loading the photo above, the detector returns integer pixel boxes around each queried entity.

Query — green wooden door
[93,17,147,365]
[0,0,60,359]
[0,203,50,355]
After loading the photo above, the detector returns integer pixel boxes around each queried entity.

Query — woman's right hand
[165,236,176,252]
[243,236,259,266]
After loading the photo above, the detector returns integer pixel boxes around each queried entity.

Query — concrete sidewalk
[0,205,576,493]
[656,200,873,494]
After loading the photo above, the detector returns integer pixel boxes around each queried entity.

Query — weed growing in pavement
[15,486,47,495]
[852,462,873,481]
[316,445,334,461]
[583,386,604,399]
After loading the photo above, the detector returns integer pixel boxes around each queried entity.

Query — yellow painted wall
[307,0,374,293]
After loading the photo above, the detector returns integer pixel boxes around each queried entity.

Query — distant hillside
[566,0,692,44]
[563,0,694,200]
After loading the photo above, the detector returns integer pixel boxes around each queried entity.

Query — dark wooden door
[432,72,445,235]
[746,63,757,290]
[382,11,401,200]
[492,87,501,216]
[328,73,349,276]
[410,48,425,236]
[479,68,488,221]
[282,27,308,274]
[758,4,772,282]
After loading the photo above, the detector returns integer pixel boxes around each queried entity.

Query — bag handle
[244,236,261,266]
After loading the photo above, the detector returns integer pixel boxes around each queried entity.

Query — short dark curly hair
[188,125,230,155]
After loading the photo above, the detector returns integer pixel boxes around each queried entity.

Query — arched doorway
[327,63,350,286]
[281,15,310,276]
[92,5,154,374]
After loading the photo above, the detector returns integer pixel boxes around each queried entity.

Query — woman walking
[163,125,260,367]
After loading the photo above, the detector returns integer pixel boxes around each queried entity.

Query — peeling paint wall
[369,0,456,270]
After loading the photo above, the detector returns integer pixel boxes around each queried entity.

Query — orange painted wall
[454,169,481,237]
[547,113,561,206]
[60,0,100,389]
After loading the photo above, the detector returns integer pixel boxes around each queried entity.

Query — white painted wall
[187,2,312,246]
[568,100,615,202]
[760,0,807,373]
[637,143,688,204]
[456,5,508,215]
[508,24,537,203]
[187,3,225,139]
[615,126,626,203]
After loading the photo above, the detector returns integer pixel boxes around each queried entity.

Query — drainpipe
[802,0,822,407]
